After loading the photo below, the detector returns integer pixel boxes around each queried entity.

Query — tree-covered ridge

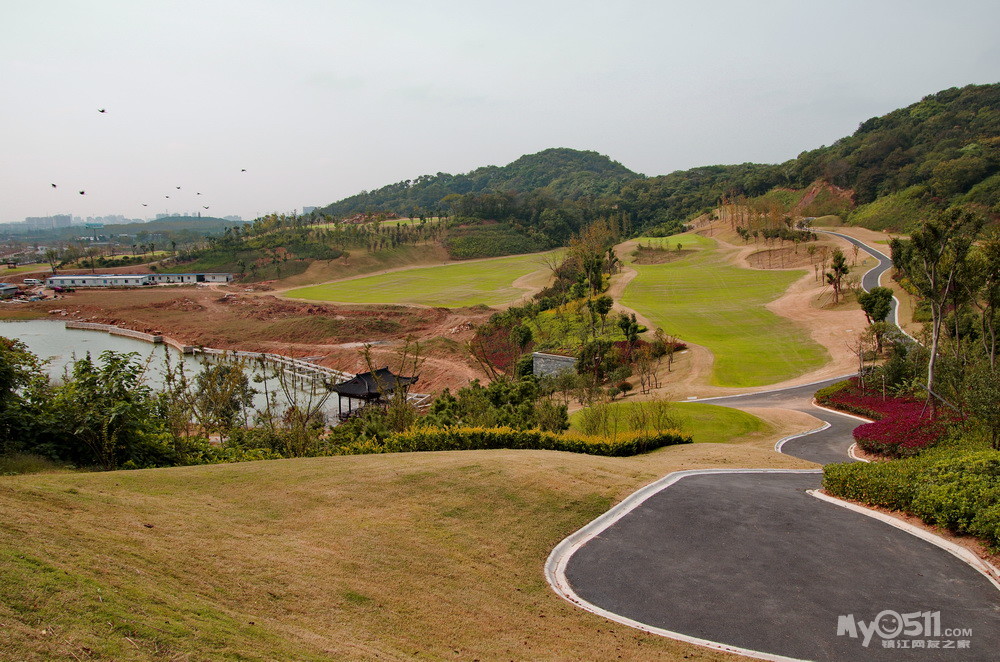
[788,84,1000,203]
[313,84,999,236]
[315,148,641,218]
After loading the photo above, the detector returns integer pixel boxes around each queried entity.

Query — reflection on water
[0,319,340,423]
[0,319,200,378]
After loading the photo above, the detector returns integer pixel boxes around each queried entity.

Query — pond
[0,319,344,423]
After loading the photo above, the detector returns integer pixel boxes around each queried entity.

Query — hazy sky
[2,0,998,222]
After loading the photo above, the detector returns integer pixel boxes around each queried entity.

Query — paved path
[550,238,1000,661]
[818,230,916,342]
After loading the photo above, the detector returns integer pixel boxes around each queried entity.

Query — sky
[2,0,998,223]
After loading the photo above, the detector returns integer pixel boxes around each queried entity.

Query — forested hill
[315,148,641,218]
[785,83,1000,229]
[313,83,999,234]
[613,83,1000,232]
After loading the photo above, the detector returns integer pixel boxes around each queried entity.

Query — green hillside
[313,84,999,236]
[315,148,641,218]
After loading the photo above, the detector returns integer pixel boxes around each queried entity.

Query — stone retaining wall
[65,321,163,344]
[532,352,576,377]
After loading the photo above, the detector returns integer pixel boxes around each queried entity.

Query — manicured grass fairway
[286,250,558,307]
[0,263,48,275]
[622,233,828,387]
[569,401,772,444]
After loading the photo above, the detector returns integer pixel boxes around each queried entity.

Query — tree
[43,248,59,274]
[965,232,1000,368]
[593,295,613,333]
[0,337,45,453]
[510,324,533,352]
[825,248,850,304]
[857,286,893,325]
[49,351,169,470]
[907,207,983,415]
[190,361,256,442]
[857,286,895,353]
[966,361,1000,449]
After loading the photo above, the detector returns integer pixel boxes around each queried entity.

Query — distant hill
[315,148,641,218]
[785,83,1000,229]
[101,216,250,236]
[315,84,999,236]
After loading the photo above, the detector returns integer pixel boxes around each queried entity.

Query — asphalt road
[564,471,1000,661]
[698,378,862,465]
[554,238,1000,661]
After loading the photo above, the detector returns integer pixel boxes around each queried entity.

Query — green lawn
[0,263,48,275]
[285,250,559,307]
[622,233,828,387]
[569,401,772,444]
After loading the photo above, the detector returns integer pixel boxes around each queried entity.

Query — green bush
[331,425,691,457]
[814,379,851,404]
[823,449,1000,550]
[444,223,549,259]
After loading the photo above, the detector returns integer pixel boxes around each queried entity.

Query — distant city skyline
[2,1,998,223]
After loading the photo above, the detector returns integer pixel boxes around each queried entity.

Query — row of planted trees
[0,334,583,472]
[467,217,685,404]
[0,336,399,471]
[843,207,999,447]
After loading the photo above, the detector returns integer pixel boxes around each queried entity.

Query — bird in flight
[241,168,246,172]
[141,203,148,207]
[165,195,170,199]
[50,183,57,188]
[196,192,202,195]
[97,108,106,113]
[176,186,181,190]
[79,190,85,195]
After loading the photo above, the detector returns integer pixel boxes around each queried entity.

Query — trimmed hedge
[332,425,691,457]
[823,449,1000,551]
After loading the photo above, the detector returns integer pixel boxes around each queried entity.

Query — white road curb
[810,400,874,424]
[774,422,830,454]
[847,443,871,462]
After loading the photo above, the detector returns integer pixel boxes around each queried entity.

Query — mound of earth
[745,246,816,269]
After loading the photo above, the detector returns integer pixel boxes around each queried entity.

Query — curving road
[548,238,1000,661]
[818,230,916,343]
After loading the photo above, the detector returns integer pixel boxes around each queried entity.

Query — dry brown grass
[274,243,453,289]
[0,414,818,661]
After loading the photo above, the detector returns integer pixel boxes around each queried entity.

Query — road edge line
[847,443,871,462]
[774,422,830,454]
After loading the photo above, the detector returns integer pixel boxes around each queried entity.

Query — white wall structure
[46,274,153,288]
[46,273,233,288]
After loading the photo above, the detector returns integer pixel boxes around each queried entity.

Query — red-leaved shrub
[816,379,949,457]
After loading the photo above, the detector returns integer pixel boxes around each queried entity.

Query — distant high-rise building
[24,214,71,229]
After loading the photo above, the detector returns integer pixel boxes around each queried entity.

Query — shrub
[824,449,1000,550]
[815,378,948,457]
[331,425,691,457]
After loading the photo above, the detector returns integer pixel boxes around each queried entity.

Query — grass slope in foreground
[622,233,828,387]
[285,250,558,307]
[0,445,814,661]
